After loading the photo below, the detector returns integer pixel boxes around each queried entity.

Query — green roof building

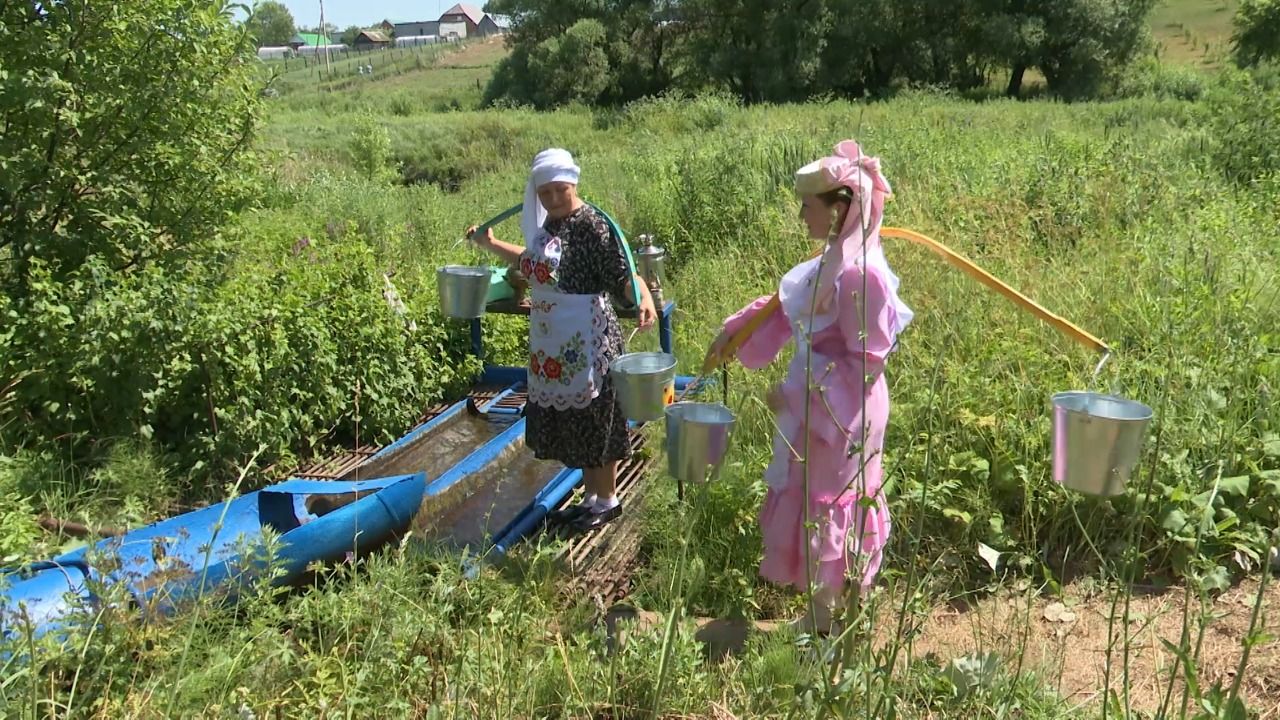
[289,32,333,49]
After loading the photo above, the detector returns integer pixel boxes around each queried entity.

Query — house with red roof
[438,4,483,39]
[392,4,505,41]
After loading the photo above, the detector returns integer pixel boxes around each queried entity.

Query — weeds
[2,44,1279,720]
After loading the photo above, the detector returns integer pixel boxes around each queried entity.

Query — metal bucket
[611,352,677,422]
[1051,391,1153,497]
[665,402,736,484]
[437,266,491,319]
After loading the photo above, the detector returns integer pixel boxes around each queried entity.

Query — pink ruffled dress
[721,260,898,593]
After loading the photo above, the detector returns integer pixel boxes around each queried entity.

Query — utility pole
[319,0,331,77]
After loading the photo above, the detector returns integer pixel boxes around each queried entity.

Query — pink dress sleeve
[721,295,793,370]
[836,264,898,370]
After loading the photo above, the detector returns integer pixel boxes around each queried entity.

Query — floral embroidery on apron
[521,231,609,410]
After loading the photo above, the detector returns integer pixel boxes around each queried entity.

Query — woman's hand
[465,225,495,250]
[636,283,657,330]
[704,329,733,369]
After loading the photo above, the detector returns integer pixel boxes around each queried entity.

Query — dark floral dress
[523,205,633,469]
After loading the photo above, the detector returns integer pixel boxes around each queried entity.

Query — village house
[393,4,505,41]
[353,30,391,50]
[392,19,439,38]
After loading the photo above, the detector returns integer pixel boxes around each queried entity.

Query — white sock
[592,494,619,512]
[580,493,598,507]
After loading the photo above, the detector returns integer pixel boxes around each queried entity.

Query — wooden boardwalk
[288,387,654,604]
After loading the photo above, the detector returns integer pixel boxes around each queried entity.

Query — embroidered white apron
[521,231,609,410]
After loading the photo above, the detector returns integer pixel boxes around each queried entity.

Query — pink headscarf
[780,140,913,339]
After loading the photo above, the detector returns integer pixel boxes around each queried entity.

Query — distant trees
[1232,0,1280,67]
[482,0,1160,107]
[484,0,672,107]
[341,24,364,47]
[979,0,1158,99]
[245,0,295,47]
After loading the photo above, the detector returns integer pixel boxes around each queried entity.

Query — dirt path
[607,577,1279,715]
[905,578,1278,714]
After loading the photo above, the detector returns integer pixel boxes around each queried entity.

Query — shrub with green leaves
[1232,0,1280,68]
[0,0,261,291]
[1206,65,1280,185]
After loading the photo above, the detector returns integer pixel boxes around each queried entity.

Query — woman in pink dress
[707,140,913,634]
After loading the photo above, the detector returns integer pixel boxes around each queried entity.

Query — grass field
[3,5,1279,719]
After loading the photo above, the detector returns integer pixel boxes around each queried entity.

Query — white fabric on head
[521,148,581,248]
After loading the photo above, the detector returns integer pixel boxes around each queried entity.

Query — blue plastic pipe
[485,467,583,561]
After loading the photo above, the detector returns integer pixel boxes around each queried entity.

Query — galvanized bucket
[437,266,491,319]
[1051,391,1153,497]
[611,352,677,422]
[665,402,736,485]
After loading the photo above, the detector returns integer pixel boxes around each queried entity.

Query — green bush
[0,456,39,562]
[0,0,261,292]
[1115,57,1206,101]
[1207,65,1280,185]
[1232,0,1280,67]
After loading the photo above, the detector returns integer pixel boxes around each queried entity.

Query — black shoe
[571,502,622,531]
[546,502,593,525]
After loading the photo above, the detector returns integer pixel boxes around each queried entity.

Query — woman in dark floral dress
[467,148,656,530]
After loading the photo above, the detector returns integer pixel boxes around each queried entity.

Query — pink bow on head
[830,139,891,198]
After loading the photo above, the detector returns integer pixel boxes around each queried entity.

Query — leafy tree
[0,0,261,294]
[244,0,296,47]
[485,0,674,107]
[486,18,613,108]
[485,0,1157,104]
[1232,0,1280,67]
[484,0,604,45]
[0,0,262,460]
[676,0,831,102]
[341,24,364,47]
[817,0,989,98]
[528,19,612,106]
[980,0,1157,99]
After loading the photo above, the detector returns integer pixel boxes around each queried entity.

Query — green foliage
[340,24,363,48]
[0,0,261,292]
[992,0,1160,100]
[1206,63,1280,184]
[245,0,296,47]
[347,113,398,184]
[1232,0,1280,67]
[0,456,39,562]
[484,0,1161,104]
[0,3,489,486]
[527,19,611,107]
[484,15,629,109]
[678,0,834,102]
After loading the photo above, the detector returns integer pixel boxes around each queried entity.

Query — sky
[273,1,457,29]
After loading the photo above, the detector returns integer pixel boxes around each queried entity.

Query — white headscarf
[520,148,581,249]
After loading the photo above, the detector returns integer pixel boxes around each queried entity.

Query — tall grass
[3,81,1279,717]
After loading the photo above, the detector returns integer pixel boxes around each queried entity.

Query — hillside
[1150,0,1240,68]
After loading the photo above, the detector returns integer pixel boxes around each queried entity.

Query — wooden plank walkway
[285,387,655,604]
